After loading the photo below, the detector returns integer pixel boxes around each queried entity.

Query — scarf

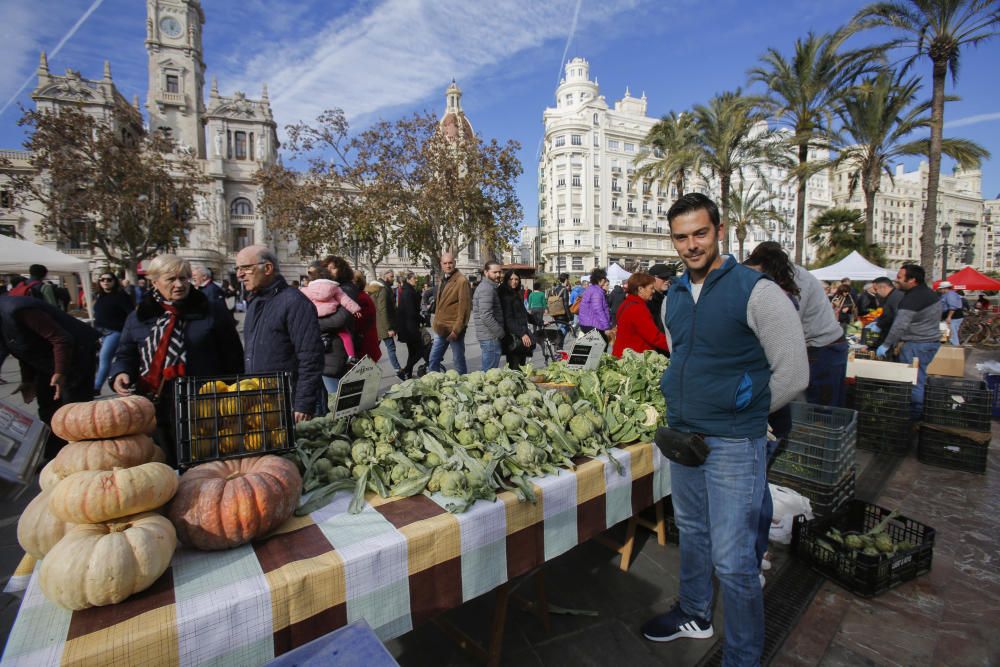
[139,291,187,397]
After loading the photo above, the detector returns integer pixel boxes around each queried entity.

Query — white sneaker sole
[643,627,714,642]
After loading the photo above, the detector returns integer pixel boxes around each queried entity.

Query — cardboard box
[926,345,966,377]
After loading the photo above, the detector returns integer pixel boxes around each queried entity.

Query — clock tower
[145,0,206,157]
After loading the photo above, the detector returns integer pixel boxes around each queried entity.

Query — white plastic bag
[768,484,813,545]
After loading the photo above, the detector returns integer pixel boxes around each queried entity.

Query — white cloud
[222,0,640,128]
[944,112,1000,129]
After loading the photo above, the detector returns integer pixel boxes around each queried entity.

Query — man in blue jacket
[237,245,324,423]
[641,194,808,666]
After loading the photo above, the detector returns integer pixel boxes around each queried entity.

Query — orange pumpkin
[167,455,302,550]
[50,396,156,441]
[48,462,178,524]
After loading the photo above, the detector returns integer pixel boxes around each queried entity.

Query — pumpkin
[42,435,165,489]
[17,489,75,559]
[38,460,60,492]
[39,512,176,610]
[50,395,156,441]
[167,455,302,550]
[48,462,178,524]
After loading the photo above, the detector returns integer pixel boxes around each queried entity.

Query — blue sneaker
[641,604,714,642]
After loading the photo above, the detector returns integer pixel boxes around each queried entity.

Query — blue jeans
[949,319,962,346]
[756,437,782,565]
[316,376,340,416]
[672,435,767,666]
[383,337,401,371]
[94,331,121,391]
[428,330,467,374]
[898,341,940,419]
[479,338,502,371]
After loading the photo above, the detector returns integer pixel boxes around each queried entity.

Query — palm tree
[850,0,1000,270]
[806,207,888,266]
[634,111,699,198]
[833,68,988,247]
[749,29,877,265]
[727,182,783,261]
[691,89,787,254]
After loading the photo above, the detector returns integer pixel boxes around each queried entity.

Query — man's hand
[353,311,363,319]
[294,411,312,423]
[876,344,889,359]
[49,373,65,401]
[112,374,134,395]
[447,330,458,342]
[521,334,532,348]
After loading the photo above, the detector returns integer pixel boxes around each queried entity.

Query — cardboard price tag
[0,399,49,485]
[565,329,606,370]
[332,356,381,418]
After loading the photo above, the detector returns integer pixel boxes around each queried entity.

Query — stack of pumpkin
[17,396,179,611]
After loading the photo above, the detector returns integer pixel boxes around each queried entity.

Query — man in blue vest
[641,194,808,665]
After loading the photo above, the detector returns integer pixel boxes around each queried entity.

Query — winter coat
[473,279,505,341]
[608,286,626,325]
[395,283,423,344]
[242,275,324,414]
[353,289,382,362]
[0,296,100,378]
[612,294,668,357]
[365,280,397,340]
[93,290,134,333]
[197,281,229,313]
[578,284,611,330]
[498,285,531,339]
[432,270,472,337]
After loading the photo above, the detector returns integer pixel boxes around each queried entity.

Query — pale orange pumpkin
[41,435,165,489]
[17,489,75,559]
[167,455,302,550]
[48,462,178,524]
[50,395,156,441]
[39,512,176,610]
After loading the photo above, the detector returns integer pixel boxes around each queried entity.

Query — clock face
[160,17,182,38]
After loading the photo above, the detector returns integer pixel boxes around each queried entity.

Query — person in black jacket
[498,270,534,369]
[191,265,231,318]
[0,295,100,458]
[395,272,428,379]
[608,281,626,326]
[92,272,134,394]
[647,264,675,334]
[111,255,243,463]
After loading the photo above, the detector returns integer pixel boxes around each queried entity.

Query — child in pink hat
[301,279,362,359]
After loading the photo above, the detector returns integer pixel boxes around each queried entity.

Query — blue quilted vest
[661,255,771,438]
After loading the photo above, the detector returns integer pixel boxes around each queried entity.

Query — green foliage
[806,207,887,267]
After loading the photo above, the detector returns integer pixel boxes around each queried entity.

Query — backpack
[54,285,71,311]
[8,279,44,299]
[547,285,567,317]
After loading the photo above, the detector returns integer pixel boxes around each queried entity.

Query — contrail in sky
[944,112,1000,129]
[536,0,584,162]
[0,0,107,117]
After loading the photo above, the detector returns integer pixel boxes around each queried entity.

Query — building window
[565,94,573,105]
[226,130,232,159]
[574,237,581,246]
[624,142,635,153]
[554,136,565,147]
[249,133,255,161]
[572,257,584,271]
[612,178,620,192]
[571,134,582,146]
[397,242,408,259]
[594,175,600,188]
[572,175,581,187]
[593,133,599,147]
[234,131,248,160]
[593,113,599,126]
[607,139,620,150]
[232,227,253,251]
[165,74,179,94]
[230,197,254,216]
[573,217,581,225]
[0,224,15,237]
[0,190,13,209]
[468,240,478,261]
[557,177,566,187]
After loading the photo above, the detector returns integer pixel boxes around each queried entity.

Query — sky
[1,0,999,232]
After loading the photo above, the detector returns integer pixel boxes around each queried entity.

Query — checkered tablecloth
[1,442,670,666]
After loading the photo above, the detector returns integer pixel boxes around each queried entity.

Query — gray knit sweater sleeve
[747,280,810,412]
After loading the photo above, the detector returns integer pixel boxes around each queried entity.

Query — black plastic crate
[174,371,295,467]
[917,423,990,474]
[924,377,992,432]
[985,373,1000,419]
[857,411,912,455]
[853,377,911,418]
[771,446,855,485]
[769,466,855,520]
[788,402,858,455]
[792,500,935,598]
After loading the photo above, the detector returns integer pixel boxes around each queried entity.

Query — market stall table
[1,442,671,666]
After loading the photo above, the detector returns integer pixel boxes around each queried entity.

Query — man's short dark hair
[900,263,925,285]
[558,273,569,283]
[483,261,501,273]
[29,264,47,279]
[589,268,607,284]
[666,193,720,227]
[873,277,893,287]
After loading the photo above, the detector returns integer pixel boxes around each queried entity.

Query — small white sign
[332,356,381,418]
[565,329,606,370]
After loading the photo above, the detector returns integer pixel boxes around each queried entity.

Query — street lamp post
[940,222,952,281]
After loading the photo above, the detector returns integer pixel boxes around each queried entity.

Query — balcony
[230,214,261,224]
[157,91,186,108]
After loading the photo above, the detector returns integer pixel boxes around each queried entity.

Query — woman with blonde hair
[109,255,243,461]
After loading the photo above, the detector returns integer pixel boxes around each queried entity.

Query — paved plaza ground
[0,316,996,665]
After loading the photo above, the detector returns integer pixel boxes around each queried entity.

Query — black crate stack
[853,378,913,455]
[918,376,993,474]
[769,402,858,519]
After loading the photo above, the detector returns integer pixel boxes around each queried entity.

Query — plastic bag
[768,484,813,545]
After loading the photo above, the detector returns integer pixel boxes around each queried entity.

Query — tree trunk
[920,59,947,271]
[794,143,809,265]
[736,228,747,262]
[720,175,731,255]
[863,179,877,248]
[676,173,685,198]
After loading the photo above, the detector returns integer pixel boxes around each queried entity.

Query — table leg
[486,582,511,667]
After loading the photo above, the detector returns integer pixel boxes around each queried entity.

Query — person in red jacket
[612,272,669,357]
[351,272,382,363]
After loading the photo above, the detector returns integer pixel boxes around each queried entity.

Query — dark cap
[648,264,675,280]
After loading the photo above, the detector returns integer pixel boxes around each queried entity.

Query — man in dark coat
[237,245,324,422]
[647,264,675,333]
[608,281,626,326]
[191,264,230,316]
[394,272,428,378]
[0,296,99,458]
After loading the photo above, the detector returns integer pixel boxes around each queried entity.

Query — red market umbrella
[932,266,1000,291]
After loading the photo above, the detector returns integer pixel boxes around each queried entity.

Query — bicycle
[535,319,566,364]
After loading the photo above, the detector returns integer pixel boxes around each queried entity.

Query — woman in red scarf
[109,255,243,463]
[611,272,669,358]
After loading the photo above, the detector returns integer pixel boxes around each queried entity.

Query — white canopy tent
[606,262,632,283]
[809,251,892,282]
[0,236,94,318]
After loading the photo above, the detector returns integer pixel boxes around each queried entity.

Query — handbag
[654,427,709,466]
[569,298,581,315]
